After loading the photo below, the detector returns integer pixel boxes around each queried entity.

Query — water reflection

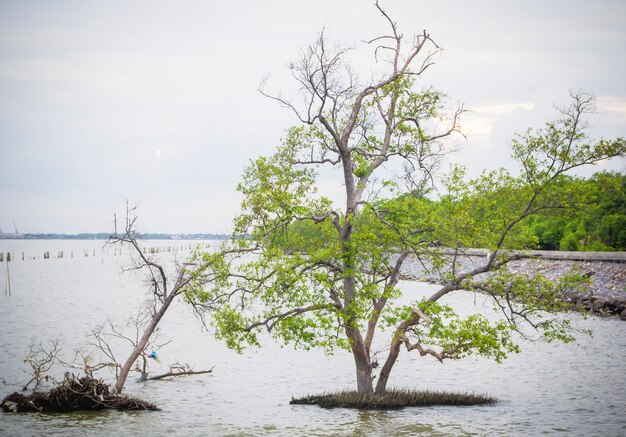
[349,410,442,436]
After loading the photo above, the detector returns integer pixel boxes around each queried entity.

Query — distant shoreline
[0,233,231,240]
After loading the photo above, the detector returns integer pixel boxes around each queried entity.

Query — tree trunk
[338,138,375,394]
[345,324,374,394]
[375,338,401,393]
[355,354,373,393]
[113,294,175,393]
[376,304,422,393]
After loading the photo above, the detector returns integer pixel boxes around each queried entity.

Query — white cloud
[597,97,626,122]
[461,102,534,138]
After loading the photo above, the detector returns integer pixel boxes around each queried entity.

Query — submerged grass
[290,388,498,410]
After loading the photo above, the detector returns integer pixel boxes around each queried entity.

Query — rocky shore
[401,255,626,320]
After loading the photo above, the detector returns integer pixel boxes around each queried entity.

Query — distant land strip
[0,233,232,240]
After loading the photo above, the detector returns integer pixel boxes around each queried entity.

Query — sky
[1,0,625,234]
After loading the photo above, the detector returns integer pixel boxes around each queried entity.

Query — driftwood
[147,367,214,381]
[1,376,157,413]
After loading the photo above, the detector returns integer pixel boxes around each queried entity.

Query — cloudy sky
[1,0,625,234]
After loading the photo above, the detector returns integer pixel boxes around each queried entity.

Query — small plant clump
[1,376,158,413]
[290,388,498,409]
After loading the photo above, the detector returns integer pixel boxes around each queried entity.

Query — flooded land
[1,240,625,436]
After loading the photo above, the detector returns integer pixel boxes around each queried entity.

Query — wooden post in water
[0,253,3,262]
[4,259,10,296]
[7,253,11,262]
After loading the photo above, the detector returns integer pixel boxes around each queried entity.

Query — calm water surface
[0,240,625,436]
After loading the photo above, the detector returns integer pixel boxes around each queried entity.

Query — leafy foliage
[526,172,626,251]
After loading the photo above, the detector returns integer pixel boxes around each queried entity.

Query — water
[1,240,625,436]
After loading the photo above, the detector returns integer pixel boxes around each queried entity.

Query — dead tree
[107,203,221,393]
[22,338,62,391]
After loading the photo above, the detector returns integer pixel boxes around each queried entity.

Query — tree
[586,172,626,250]
[108,204,220,393]
[187,2,626,395]
[22,338,62,391]
[80,312,213,383]
[524,172,626,251]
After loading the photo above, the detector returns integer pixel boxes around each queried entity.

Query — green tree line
[273,171,625,253]
[526,172,625,251]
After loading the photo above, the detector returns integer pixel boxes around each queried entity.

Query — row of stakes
[0,245,199,263]
[3,244,200,296]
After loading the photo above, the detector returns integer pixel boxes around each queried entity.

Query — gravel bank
[400,255,626,319]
